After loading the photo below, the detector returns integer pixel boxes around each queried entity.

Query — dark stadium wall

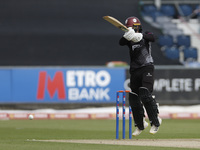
[0,0,180,66]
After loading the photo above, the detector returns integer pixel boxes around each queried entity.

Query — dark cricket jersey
[119,31,155,72]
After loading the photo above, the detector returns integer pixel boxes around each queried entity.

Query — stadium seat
[158,35,174,47]
[163,46,180,60]
[160,5,176,17]
[195,5,200,17]
[167,29,183,41]
[179,5,193,16]
[177,35,191,47]
[142,4,157,15]
[183,47,198,61]
[150,11,165,21]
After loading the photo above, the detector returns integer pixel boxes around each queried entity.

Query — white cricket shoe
[132,120,148,136]
[150,117,162,135]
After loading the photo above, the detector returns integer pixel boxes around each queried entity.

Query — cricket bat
[103,16,129,32]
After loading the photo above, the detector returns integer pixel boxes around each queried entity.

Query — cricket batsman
[119,16,162,136]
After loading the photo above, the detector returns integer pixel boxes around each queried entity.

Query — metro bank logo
[37,71,66,99]
[36,70,112,101]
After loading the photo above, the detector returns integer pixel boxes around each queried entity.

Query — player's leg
[129,92,148,136]
[139,87,161,124]
[129,73,148,136]
[140,67,162,134]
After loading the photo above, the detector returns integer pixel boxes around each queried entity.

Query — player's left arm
[143,31,156,42]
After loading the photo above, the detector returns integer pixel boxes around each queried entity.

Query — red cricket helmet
[125,16,142,32]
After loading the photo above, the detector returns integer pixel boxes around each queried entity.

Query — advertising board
[0,68,125,103]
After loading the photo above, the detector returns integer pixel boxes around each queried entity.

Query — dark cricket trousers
[130,65,154,95]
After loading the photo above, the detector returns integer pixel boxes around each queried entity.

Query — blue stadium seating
[142,4,157,15]
[150,11,165,21]
[195,5,200,17]
[179,5,193,16]
[163,46,180,60]
[158,35,174,47]
[167,29,183,41]
[177,35,191,47]
[183,47,198,60]
[141,3,199,63]
[160,5,176,17]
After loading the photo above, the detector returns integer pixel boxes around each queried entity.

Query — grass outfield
[0,119,200,150]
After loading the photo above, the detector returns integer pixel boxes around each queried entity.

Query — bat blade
[103,16,129,32]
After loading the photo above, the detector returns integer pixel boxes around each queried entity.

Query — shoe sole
[132,122,149,136]
[132,131,142,136]
[150,118,162,135]
[149,129,159,135]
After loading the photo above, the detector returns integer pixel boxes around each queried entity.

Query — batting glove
[123,27,135,41]
[131,33,143,43]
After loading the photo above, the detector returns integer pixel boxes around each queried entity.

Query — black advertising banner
[125,67,200,105]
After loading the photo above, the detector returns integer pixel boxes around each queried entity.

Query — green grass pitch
[0,119,200,150]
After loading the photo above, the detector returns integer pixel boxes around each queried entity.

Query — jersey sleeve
[119,37,129,46]
[143,31,156,42]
